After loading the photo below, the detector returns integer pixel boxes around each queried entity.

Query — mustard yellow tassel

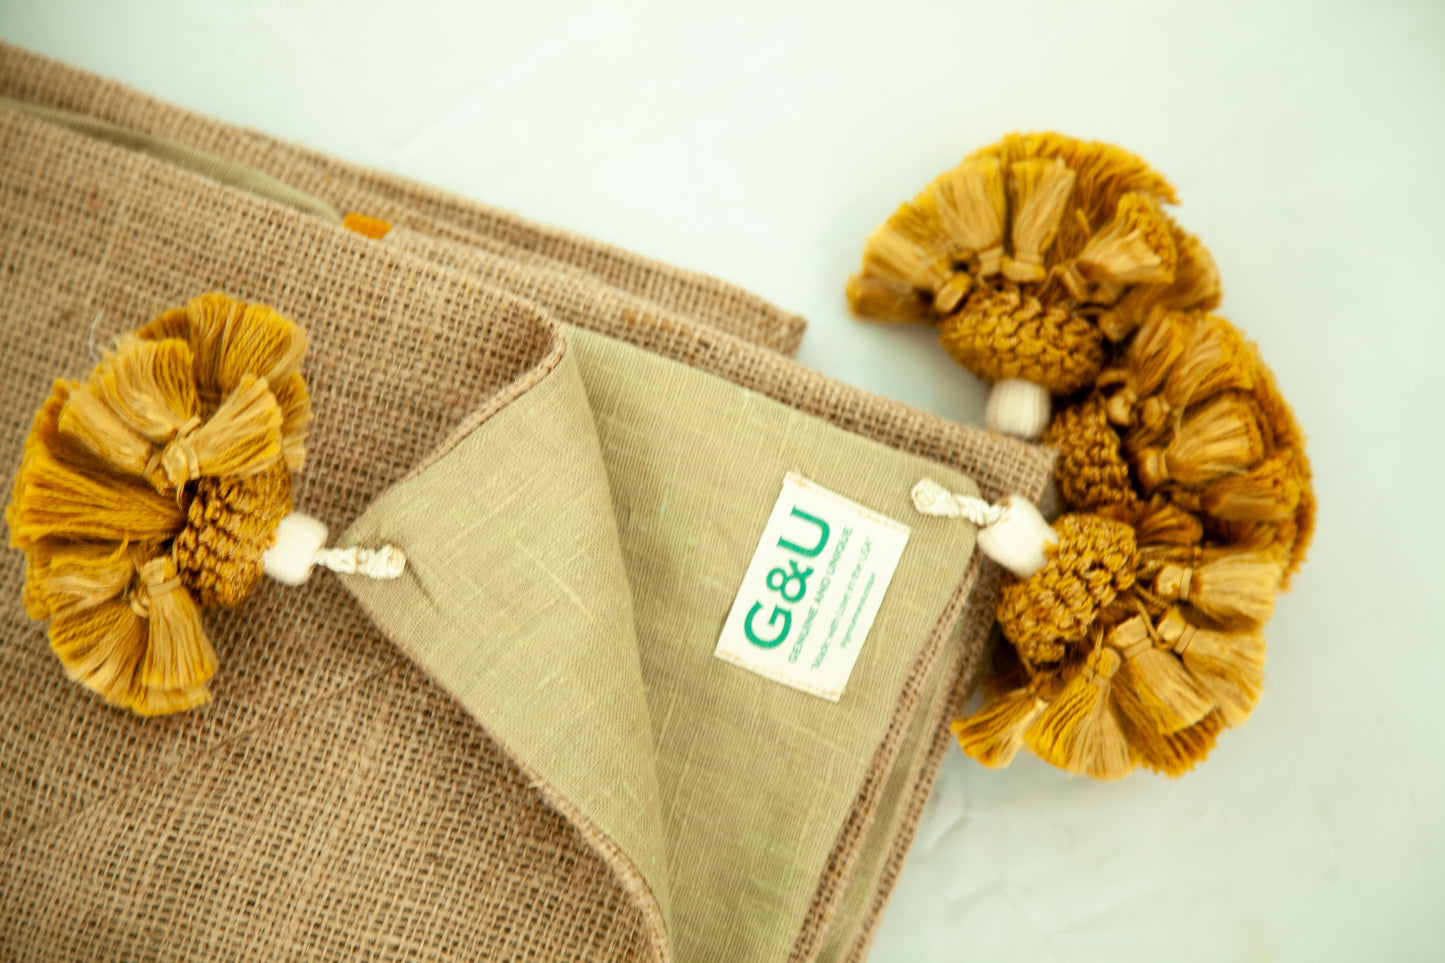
[23,540,135,619]
[854,199,971,315]
[926,156,1007,277]
[151,293,307,399]
[149,374,282,490]
[1107,614,1213,736]
[844,274,935,325]
[49,599,148,708]
[1157,608,1265,726]
[1132,495,1204,547]
[270,370,312,472]
[1133,393,1266,490]
[1025,647,1134,780]
[1164,313,1256,410]
[1200,451,1301,522]
[1102,308,1189,428]
[1155,551,1282,629]
[94,337,199,442]
[1098,228,1221,341]
[952,683,1047,768]
[1002,158,1076,283]
[8,443,186,545]
[1126,709,1225,777]
[135,555,216,695]
[1061,192,1178,302]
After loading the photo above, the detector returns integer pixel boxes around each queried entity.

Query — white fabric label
[714,472,911,701]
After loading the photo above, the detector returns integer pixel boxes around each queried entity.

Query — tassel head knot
[147,414,203,489]
[995,513,1138,665]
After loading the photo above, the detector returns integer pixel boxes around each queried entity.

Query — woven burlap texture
[0,46,806,359]
[0,44,1052,963]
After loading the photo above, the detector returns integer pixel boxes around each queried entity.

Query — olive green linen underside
[340,327,981,962]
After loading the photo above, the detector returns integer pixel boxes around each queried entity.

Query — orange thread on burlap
[342,212,392,239]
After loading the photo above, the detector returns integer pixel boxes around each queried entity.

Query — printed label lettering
[714,473,910,701]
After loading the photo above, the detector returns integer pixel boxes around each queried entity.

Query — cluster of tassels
[6,293,310,716]
[851,133,1313,778]
[848,132,1221,437]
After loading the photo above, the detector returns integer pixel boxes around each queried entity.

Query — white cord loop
[910,479,1057,578]
[910,479,1006,527]
[263,513,406,585]
[312,544,407,580]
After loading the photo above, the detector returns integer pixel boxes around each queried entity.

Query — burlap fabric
[0,46,806,360]
[0,44,1052,963]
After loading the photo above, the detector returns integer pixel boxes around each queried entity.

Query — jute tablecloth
[0,43,1051,963]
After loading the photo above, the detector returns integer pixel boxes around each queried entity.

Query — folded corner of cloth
[0,41,1052,963]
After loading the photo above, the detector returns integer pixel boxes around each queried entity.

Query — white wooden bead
[976,494,1058,578]
[984,379,1051,439]
[263,513,329,586]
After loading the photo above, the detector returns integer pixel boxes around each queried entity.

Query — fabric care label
[714,473,911,701]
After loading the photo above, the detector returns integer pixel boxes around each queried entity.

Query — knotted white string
[910,478,1007,527]
[909,479,1057,578]
[263,513,407,585]
[312,544,407,580]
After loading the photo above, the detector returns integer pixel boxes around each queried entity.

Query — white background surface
[2,1,1440,960]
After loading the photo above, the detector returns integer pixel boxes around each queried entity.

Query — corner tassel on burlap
[848,132,1221,440]
[915,479,1288,780]
[862,132,1314,779]
[7,293,404,716]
